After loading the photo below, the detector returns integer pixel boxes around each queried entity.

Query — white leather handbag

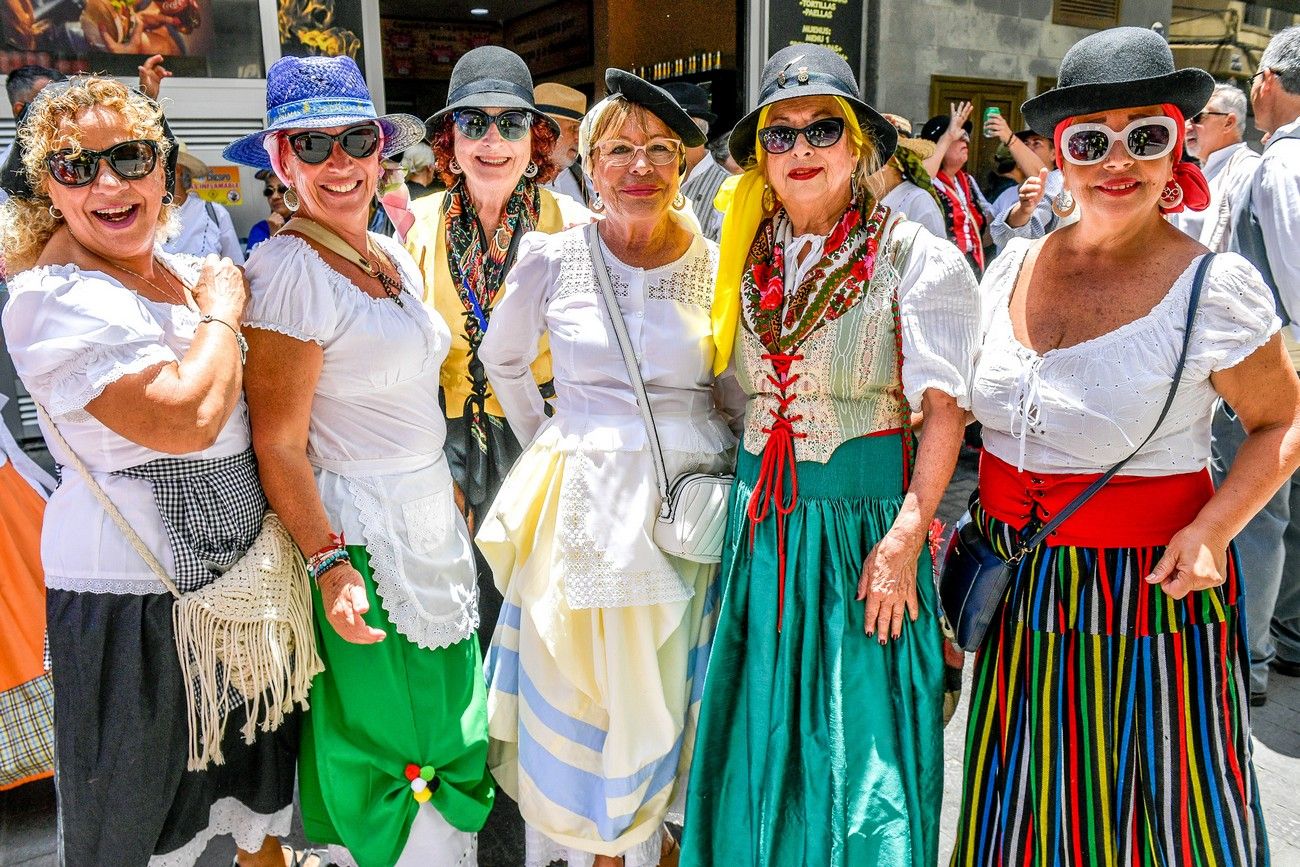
[586,223,732,564]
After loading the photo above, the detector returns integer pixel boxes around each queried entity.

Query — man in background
[665,80,728,241]
[536,82,589,206]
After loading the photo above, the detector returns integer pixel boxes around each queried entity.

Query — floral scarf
[742,198,891,355]
[442,175,542,502]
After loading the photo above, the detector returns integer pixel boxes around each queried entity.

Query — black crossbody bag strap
[1006,252,1214,562]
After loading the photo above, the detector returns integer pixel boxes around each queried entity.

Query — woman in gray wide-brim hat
[953,26,1299,866]
[681,42,979,867]
[403,45,590,651]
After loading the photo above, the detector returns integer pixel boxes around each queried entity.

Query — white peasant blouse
[971,238,1280,476]
[243,233,478,650]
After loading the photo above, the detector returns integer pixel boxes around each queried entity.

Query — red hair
[429,113,561,188]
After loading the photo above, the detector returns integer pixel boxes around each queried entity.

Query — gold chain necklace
[72,237,189,307]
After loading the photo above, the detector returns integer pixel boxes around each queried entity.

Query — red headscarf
[1052,103,1210,214]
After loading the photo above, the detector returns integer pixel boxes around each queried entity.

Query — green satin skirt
[681,434,945,867]
[297,547,494,867]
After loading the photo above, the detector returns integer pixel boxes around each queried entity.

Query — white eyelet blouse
[971,238,1280,476]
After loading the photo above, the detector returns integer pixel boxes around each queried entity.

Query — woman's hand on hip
[318,564,386,644]
[1145,522,1229,600]
[857,527,923,643]
[191,254,248,323]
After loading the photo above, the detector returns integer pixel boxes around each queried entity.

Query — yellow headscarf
[709,96,868,374]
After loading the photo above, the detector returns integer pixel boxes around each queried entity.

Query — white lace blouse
[2,252,248,594]
[481,227,738,457]
[971,238,1280,475]
[243,233,478,650]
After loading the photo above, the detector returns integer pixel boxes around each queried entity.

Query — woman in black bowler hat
[953,27,1300,865]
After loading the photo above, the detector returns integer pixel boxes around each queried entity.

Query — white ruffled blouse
[971,238,1281,475]
[243,233,478,650]
[479,226,739,609]
[2,252,247,594]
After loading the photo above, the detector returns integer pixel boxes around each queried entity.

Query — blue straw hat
[224,55,426,169]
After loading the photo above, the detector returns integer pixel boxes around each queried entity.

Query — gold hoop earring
[283,188,300,212]
[761,184,775,212]
[673,192,686,210]
[48,204,63,220]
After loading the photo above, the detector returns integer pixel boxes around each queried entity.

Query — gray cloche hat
[1021,27,1214,137]
[427,46,559,135]
[730,44,897,167]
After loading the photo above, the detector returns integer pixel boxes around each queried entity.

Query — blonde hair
[0,76,174,273]
[579,96,688,179]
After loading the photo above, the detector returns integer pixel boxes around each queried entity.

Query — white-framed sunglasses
[1059,116,1179,165]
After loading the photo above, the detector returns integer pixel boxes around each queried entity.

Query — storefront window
[1,0,265,79]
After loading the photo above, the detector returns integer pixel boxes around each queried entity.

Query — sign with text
[766,0,863,85]
[380,19,497,79]
[505,0,591,78]
[193,165,242,206]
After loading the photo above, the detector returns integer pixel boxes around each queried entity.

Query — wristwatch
[200,314,249,364]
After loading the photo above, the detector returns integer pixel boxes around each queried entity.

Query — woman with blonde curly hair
[0,76,297,867]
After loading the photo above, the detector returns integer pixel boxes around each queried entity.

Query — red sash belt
[979,451,1213,548]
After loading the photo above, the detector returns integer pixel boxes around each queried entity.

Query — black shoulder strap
[1009,253,1215,561]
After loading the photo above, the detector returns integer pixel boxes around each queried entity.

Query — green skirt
[681,434,945,867]
[298,547,494,867]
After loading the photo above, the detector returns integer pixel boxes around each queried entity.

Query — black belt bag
[939,253,1213,652]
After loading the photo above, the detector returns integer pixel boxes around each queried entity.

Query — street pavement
[4,450,1300,865]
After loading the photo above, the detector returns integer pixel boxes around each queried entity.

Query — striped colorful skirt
[950,503,1269,867]
[682,434,946,867]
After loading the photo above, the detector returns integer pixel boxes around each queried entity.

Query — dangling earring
[761,184,776,212]
[591,192,604,212]
[162,192,174,206]
[283,187,300,212]
[850,174,861,204]
[672,191,686,210]
[1159,179,1184,211]
[523,161,539,178]
[48,204,63,220]
[1050,188,1076,218]
[449,158,463,175]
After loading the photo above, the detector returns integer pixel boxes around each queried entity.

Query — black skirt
[47,588,299,866]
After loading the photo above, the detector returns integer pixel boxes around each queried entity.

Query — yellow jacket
[405,189,566,419]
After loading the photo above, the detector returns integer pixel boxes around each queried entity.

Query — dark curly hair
[430,112,561,188]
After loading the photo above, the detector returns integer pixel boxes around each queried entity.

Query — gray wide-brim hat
[1022,27,1214,137]
[427,46,559,135]
[731,44,897,168]
[605,69,707,147]
[223,55,425,170]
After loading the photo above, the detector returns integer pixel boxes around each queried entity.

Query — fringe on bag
[172,514,324,770]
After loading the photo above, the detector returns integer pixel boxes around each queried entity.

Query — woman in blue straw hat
[681,43,979,866]
[225,55,493,866]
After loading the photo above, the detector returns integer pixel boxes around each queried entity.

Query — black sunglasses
[756,118,845,155]
[45,139,160,187]
[1190,110,1229,124]
[452,109,534,142]
[262,184,287,197]
[287,123,381,164]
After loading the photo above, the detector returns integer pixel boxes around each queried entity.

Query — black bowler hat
[427,46,559,135]
[1021,27,1214,136]
[919,114,971,143]
[605,69,707,147]
[730,44,897,167]
[662,81,717,125]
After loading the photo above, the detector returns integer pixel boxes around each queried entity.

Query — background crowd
[0,18,1299,867]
